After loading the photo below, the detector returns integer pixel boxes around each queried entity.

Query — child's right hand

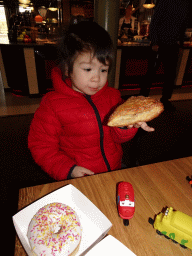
[71,166,94,178]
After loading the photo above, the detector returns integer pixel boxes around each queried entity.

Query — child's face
[70,52,109,95]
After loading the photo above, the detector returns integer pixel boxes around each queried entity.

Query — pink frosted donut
[27,202,82,256]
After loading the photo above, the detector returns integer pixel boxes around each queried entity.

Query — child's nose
[92,71,100,82]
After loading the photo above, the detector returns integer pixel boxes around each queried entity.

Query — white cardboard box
[13,184,112,256]
[86,235,137,256]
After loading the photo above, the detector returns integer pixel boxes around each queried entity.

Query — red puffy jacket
[28,67,138,180]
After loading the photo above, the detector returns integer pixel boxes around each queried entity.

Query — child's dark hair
[60,21,114,75]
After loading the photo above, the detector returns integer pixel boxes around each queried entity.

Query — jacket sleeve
[28,95,76,181]
[110,126,138,144]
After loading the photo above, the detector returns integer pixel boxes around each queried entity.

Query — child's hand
[71,166,94,178]
[128,122,155,132]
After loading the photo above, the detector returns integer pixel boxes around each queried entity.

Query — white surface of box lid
[13,184,112,256]
[86,235,137,256]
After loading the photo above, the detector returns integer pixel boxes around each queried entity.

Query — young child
[28,21,153,180]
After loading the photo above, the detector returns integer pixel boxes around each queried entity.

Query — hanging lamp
[143,0,155,9]
[48,0,58,11]
[19,0,30,4]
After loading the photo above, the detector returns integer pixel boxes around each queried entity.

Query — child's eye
[84,68,91,72]
[101,69,108,73]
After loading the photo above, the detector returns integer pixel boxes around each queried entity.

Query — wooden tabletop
[14,157,192,256]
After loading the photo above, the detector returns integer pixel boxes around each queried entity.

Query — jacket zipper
[85,95,111,172]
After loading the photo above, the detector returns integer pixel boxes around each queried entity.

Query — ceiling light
[48,1,58,11]
[143,0,155,9]
[19,0,30,4]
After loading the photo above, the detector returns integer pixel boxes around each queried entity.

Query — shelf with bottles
[8,11,33,43]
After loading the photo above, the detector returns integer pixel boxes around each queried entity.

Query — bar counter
[116,40,192,90]
[0,34,61,96]
[1,34,192,96]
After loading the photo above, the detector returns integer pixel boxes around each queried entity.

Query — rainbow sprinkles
[27,202,82,256]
